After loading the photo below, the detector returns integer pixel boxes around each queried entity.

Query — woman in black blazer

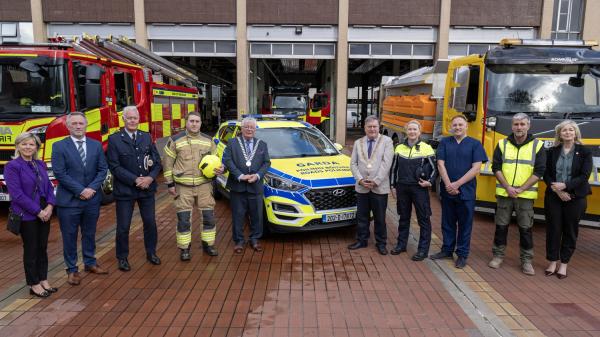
[543,120,592,279]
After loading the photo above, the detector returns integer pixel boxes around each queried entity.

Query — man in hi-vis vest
[489,113,546,275]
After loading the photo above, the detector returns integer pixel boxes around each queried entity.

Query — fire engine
[0,35,199,202]
[380,39,600,227]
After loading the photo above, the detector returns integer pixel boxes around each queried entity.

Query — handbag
[6,163,40,236]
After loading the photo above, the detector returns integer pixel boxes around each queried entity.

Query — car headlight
[264,172,305,191]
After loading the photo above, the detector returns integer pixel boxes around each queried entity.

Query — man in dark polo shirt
[430,115,488,269]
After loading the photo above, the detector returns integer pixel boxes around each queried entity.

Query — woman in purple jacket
[5,132,57,298]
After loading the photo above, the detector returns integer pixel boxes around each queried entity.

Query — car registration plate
[322,211,356,223]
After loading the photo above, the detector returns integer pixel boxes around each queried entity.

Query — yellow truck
[380,39,600,227]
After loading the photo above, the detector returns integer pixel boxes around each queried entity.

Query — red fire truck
[0,35,199,201]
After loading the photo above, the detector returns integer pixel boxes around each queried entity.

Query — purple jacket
[4,157,56,221]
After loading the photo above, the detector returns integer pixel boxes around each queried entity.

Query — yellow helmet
[199,155,221,178]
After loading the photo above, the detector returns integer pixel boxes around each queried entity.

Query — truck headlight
[485,117,497,128]
[265,172,305,191]
[29,125,48,142]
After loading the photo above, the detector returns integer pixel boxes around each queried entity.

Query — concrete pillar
[30,0,46,43]
[133,0,148,48]
[540,0,554,39]
[435,0,451,60]
[583,1,600,45]
[335,0,349,144]
[236,0,249,118]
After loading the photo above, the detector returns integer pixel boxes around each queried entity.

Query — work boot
[521,262,535,276]
[202,242,218,256]
[180,248,191,261]
[488,257,503,269]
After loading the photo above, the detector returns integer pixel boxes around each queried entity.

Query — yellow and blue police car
[212,116,357,232]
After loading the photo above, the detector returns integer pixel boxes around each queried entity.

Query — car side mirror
[334,143,343,151]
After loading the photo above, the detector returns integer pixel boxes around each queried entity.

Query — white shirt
[70,136,87,154]
[125,130,136,140]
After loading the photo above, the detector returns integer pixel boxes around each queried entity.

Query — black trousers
[115,196,158,259]
[395,184,432,254]
[545,192,587,263]
[20,219,50,285]
[356,191,388,247]
[230,191,263,245]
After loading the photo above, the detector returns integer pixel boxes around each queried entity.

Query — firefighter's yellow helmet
[199,155,221,178]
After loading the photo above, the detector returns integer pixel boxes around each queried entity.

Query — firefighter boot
[202,241,218,256]
[180,245,191,261]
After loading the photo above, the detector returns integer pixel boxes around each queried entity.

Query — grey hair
[66,111,87,125]
[13,132,41,160]
[364,115,380,125]
[122,106,139,119]
[512,113,530,123]
[241,117,257,128]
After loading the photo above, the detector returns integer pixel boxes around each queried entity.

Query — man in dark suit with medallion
[107,106,162,271]
[223,117,271,254]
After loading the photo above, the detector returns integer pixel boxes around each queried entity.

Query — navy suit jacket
[51,136,108,207]
[223,136,271,194]
[106,129,161,200]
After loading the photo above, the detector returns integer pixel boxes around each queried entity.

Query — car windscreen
[255,127,339,159]
[486,64,600,116]
[0,57,67,118]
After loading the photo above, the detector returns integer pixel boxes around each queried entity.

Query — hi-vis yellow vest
[496,138,544,199]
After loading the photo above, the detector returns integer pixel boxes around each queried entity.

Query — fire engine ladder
[71,35,198,88]
[104,36,197,88]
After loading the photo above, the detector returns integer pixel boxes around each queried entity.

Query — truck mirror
[84,83,102,108]
[85,65,104,81]
[568,76,584,88]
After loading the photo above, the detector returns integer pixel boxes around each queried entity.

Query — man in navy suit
[107,106,162,272]
[52,112,109,285]
[223,117,271,254]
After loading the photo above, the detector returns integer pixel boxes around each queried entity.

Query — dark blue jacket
[51,137,108,207]
[106,129,161,199]
[4,157,56,221]
[223,136,271,194]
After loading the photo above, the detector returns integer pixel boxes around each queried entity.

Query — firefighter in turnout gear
[162,112,225,261]
[489,113,546,275]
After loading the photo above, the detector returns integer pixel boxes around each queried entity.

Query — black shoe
[42,286,58,293]
[146,254,161,265]
[180,248,191,261]
[203,245,218,256]
[411,252,428,261]
[455,256,467,269]
[430,251,453,260]
[118,259,131,272]
[377,246,388,255]
[30,288,50,298]
[347,241,367,250]
[390,246,407,255]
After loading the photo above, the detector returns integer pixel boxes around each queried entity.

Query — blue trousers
[115,196,157,260]
[440,196,475,258]
[230,191,263,245]
[57,203,101,274]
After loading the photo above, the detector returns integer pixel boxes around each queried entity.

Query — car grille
[304,186,356,211]
[304,218,356,228]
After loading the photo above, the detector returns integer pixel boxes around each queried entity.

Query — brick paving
[0,131,598,336]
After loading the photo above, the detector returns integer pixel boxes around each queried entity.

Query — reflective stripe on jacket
[162,131,216,186]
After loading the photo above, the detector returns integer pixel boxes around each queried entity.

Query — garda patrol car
[213,117,357,232]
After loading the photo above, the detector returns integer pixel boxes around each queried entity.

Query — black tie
[368,139,373,158]
[132,133,136,143]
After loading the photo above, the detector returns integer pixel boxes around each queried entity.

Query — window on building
[552,0,584,40]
